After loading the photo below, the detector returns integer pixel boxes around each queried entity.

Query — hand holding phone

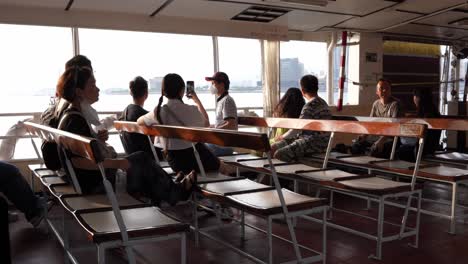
[186,81,194,98]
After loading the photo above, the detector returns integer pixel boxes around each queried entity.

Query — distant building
[149,77,163,93]
[280,58,304,91]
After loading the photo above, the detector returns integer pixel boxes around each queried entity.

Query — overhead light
[265,0,329,7]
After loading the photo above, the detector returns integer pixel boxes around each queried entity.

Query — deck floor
[8,181,468,264]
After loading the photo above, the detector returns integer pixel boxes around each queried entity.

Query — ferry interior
[1,0,468,263]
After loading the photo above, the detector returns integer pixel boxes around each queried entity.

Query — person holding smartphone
[205,72,238,156]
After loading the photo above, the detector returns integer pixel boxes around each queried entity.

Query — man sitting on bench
[271,75,331,162]
[351,79,401,158]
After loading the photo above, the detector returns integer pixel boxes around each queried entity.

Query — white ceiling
[1,0,468,42]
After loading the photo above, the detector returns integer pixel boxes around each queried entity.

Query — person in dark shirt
[121,76,163,159]
[55,67,194,205]
[397,88,441,161]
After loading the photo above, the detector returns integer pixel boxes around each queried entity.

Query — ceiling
[1,0,468,43]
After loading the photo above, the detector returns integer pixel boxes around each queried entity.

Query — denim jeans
[0,161,40,221]
[205,143,234,157]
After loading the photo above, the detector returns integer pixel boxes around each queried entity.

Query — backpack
[39,98,71,170]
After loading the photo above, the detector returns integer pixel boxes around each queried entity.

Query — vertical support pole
[336,31,348,111]
[241,210,245,241]
[181,233,187,264]
[63,211,70,264]
[97,245,105,264]
[390,136,398,160]
[450,183,458,235]
[322,207,327,264]
[323,132,335,169]
[412,190,422,248]
[329,191,334,220]
[192,193,199,247]
[71,27,80,56]
[148,135,160,164]
[372,196,385,260]
[268,216,273,264]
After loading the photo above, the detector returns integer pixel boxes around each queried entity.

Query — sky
[0,23,328,95]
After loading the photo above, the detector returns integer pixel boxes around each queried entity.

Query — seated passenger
[56,67,193,205]
[205,72,238,156]
[271,87,305,144]
[271,75,331,162]
[397,88,441,161]
[120,76,163,159]
[351,79,400,158]
[137,73,220,174]
[0,161,45,227]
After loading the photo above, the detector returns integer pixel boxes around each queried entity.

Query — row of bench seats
[26,116,455,262]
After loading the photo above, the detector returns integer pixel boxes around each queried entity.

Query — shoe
[29,196,47,228]
[8,211,19,223]
[174,171,185,183]
[181,170,197,191]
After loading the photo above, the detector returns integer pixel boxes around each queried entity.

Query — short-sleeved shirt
[370,97,400,118]
[140,99,205,150]
[215,93,237,129]
[121,104,151,154]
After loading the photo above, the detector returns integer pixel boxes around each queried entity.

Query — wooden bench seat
[76,206,189,243]
[199,179,274,198]
[219,153,261,163]
[268,163,321,174]
[333,176,415,195]
[297,169,361,182]
[25,121,189,264]
[227,189,326,216]
[337,155,386,164]
[60,193,142,212]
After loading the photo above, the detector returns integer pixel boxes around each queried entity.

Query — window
[218,37,262,116]
[79,28,214,112]
[280,41,328,102]
[0,24,73,159]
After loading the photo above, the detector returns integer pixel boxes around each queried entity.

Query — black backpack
[39,98,71,170]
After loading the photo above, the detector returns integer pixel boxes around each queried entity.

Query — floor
[8,181,468,264]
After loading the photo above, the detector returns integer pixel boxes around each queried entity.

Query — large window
[79,28,214,112]
[218,37,262,115]
[280,41,328,102]
[0,24,73,159]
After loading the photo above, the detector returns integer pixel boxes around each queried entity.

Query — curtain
[261,40,280,117]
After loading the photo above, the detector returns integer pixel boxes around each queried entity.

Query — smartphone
[186,81,194,98]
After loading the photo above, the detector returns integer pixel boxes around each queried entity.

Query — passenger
[205,72,238,156]
[351,79,401,158]
[270,87,305,144]
[0,161,46,227]
[120,76,163,160]
[65,54,93,70]
[271,75,331,162]
[397,89,441,161]
[137,73,220,174]
[56,67,193,205]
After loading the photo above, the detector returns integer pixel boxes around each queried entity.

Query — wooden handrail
[238,117,427,138]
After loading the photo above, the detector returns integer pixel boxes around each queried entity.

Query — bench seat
[60,193,142,212]
[297,169,361,182]
[199,179,274,198]
[333,176,416,195]
[227,189,326,216]
[76,206,189,243]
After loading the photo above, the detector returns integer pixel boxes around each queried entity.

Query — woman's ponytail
[155,95,164,124]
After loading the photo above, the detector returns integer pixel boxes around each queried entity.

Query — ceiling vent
[232,6,289,23]
[264,0,329,7]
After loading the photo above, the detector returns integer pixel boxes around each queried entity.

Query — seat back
[23,121,132,245]
[238,117,427,190]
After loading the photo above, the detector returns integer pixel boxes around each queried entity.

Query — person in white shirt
[204,72,238,156]
[137,73,220,174]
